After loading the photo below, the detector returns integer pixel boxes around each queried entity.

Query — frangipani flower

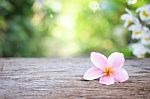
[83,52,129,85]
[121,8,139,28]
[136,5,150,23]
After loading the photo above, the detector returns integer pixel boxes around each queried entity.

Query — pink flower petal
[83,67,103,80]
[99,74,115,85]
[107,52,125,69]
[91,52,107,70]
[113,68,129,82]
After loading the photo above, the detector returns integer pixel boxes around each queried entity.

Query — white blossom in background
[131,43,150,58]
[136,5,150,23]
[141,29,150,45]
[121,8,139,28]
[127,0,137,5]
[128,23,143,39]
[121,3,150,58]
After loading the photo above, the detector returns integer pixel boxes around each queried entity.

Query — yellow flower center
[127,19,133,26]
[103,67,113,76]
[144,37,150,41]
[133,31,141,35]
[142,10,149,17]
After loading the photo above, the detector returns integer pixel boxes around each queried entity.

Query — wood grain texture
[0,58,150,99]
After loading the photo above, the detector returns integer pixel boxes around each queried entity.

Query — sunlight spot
[50,1,62,12]
[49,14,53,18]
[89,1,100,12]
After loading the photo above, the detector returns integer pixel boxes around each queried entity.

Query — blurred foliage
[0,0,56,57]
[0,0,149,57]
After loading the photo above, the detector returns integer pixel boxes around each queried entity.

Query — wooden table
[0,58,150,99]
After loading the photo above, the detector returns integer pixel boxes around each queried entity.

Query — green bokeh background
[0,0,149,57]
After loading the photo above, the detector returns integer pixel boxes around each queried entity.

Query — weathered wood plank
[0,58,150,99]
